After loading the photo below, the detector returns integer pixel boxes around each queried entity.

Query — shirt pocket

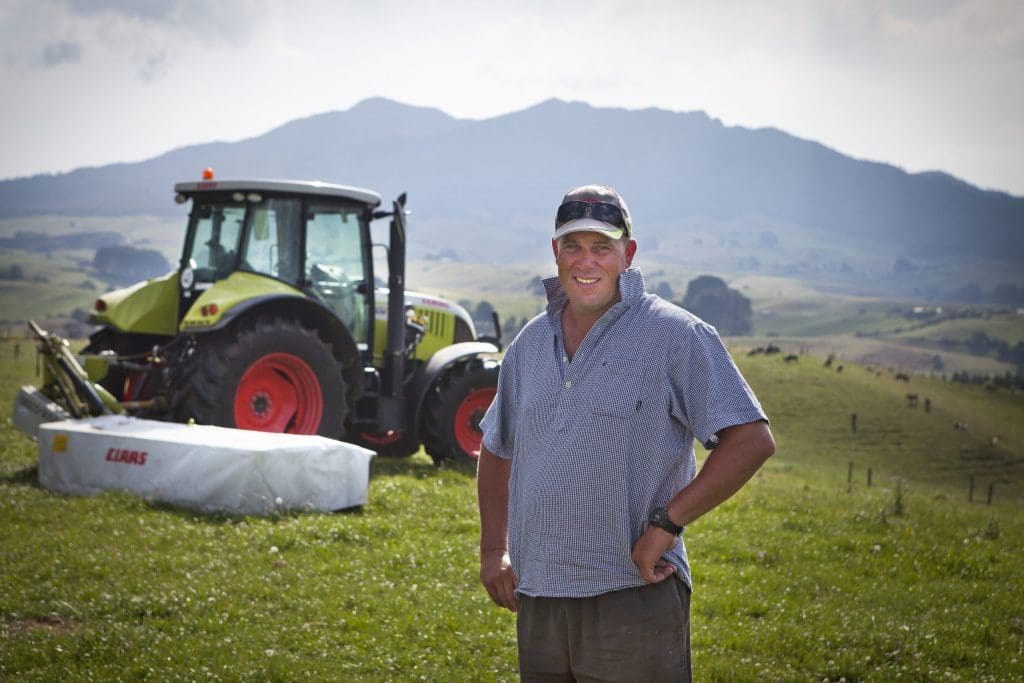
[589,355,649,419]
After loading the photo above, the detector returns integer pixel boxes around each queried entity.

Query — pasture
[1,338,1022,681]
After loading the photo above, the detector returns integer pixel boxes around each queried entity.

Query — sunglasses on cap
[555,201,630,234]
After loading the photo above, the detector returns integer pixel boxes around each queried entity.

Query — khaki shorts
[516,576,691,682]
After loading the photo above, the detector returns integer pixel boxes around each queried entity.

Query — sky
[1,0,1022,196]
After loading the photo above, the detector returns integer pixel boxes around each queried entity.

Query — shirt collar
[543,268,646,323]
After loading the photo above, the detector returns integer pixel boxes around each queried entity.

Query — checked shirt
[480,268,767,598]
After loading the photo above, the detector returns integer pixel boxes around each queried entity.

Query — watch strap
[649,506,683,535]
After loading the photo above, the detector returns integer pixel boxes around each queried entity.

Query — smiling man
[477,184,775,682]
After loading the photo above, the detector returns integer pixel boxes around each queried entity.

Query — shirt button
[564,380,572,388]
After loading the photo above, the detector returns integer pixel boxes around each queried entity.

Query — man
[477,184,775,682]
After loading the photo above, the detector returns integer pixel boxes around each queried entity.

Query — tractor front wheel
[422,359,498,469]
[172,318,346,438]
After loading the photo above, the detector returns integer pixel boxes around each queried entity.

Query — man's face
[553,231,637,318]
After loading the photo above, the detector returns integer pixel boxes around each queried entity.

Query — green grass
[2,341,1024,680]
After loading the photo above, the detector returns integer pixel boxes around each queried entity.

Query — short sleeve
[480,337,520,460]
[668,322,767,449]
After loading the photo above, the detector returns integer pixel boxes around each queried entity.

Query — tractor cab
[174,178,380,349]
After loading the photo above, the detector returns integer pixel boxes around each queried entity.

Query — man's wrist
[648,506,683,535]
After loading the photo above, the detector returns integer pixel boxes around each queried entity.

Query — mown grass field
[1,338,1022,681]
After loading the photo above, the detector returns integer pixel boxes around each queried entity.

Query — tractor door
[304,203,373,345]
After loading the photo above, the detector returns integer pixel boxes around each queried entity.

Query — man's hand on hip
[481,549,519,612]
[631,528,678,584]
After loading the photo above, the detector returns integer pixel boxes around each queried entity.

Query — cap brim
[552,218,625,241]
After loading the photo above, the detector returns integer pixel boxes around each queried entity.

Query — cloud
[0,0,268,83]
[138,49,169,83]
[42,40,82,66]
[66,0,176,22]
[57,0,267,44]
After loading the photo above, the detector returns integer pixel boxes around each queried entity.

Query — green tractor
[68,173,500,467]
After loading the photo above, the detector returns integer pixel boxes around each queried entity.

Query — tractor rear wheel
[172,318,346,438]
[422,359,498,469]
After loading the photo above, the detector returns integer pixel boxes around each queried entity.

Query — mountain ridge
[1,98,1021,280]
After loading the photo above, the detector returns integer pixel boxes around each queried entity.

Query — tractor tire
[422,358,498,469]
[172,317,347,438]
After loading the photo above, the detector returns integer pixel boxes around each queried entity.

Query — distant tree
[993,282,1024,306]
[93,245,171,285]
[527,276,546,296]
[950,282,984,303]
[680,275,752,335]
[0,264,24,280]
[473,300,495,323]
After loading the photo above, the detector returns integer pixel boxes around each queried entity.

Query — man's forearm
[666,420,775,527]
[477,446,512,554]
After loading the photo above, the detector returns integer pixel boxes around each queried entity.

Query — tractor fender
[409,341,500,435]
[185,293,364,395]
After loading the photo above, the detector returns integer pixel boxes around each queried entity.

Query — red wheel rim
[234,353,322,433]
[453,387,496,459]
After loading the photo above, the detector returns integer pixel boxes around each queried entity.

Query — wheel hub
[250,391,271,416]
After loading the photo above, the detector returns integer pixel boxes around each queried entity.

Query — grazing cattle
[895,372,910,382]
[836,365,844,373]
[784,354,799,363]
[953,420,968,431]
[906,393,918,407]
[824,353,835,368]
[765,343,781,355]
[748,346,765,356]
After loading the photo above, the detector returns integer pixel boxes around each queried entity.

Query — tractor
[33,171,500,468]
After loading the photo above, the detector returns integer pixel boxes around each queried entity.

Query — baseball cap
[553,184,633,241]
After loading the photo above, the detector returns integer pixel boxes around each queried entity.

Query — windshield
[238,198,303,285]
[183,202,245,282]
[183,197,304,286]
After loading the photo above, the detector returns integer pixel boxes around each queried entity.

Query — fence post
[987,483,994,505]
[867,468,872,487]
[847,461,853,492]
[969,475,974,502]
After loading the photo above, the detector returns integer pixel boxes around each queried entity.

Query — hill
[1,98,1021,301]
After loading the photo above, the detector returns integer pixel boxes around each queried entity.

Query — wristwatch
[648,506,683,536]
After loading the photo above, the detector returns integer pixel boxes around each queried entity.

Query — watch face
[651,507,680,534]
